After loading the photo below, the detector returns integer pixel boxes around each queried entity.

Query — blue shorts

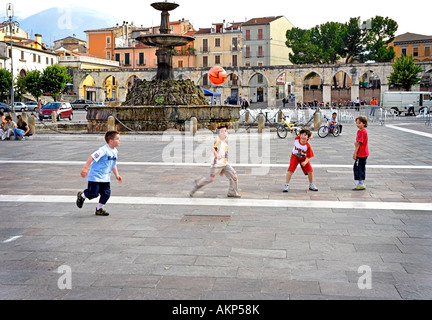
[84,181,111,205]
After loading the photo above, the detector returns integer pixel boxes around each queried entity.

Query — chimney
[35,34,42,50]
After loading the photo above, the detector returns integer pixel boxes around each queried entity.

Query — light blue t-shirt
[87,144,118,183]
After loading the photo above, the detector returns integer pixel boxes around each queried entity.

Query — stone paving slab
[0,121,432,302]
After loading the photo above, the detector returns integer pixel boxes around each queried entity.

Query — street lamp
[5,3,18,113]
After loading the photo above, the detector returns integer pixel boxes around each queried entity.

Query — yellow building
[392,33,432,62]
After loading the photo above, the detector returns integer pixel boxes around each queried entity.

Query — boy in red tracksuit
[283,129,318,193]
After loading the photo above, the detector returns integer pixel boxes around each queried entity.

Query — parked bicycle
[318,115,340,138]
[277,116,299,139]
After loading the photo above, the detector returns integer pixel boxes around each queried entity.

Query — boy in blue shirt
[76,131,123,216]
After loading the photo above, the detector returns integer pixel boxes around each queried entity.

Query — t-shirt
[17,121,28,131]
[356,129,369,158]
[87,144,118,182]
[292,136,314,159]
[213,138,229,167]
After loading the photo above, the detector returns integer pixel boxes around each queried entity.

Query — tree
[362,16,398,62]
[388,55,422,91]
[23,70,43,102]
[342,17,367,63]
[0,69,12,102]
[41,65,72,101]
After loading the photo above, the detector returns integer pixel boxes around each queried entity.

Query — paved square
[1,120,431,300]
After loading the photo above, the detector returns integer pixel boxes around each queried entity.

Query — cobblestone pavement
[0,121,431,301]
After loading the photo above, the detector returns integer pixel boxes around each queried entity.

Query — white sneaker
[283,185,289,193]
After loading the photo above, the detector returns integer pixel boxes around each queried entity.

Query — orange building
[85,20,196,71]
[392,33,432,62]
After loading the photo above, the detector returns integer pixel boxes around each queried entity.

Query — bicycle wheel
[332,127,340,137]
[318,125,329,138]
[277,125,288,139]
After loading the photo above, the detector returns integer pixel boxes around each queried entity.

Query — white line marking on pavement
[3,235,22,243]
[0,195,431,212]
[0,160,431,170]
[386,124,432,138]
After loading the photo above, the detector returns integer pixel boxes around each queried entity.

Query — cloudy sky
[6,0,431,36]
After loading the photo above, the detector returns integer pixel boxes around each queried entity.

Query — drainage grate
[180,215,231,224]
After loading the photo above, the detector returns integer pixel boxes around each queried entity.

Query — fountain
[86,1,240,133]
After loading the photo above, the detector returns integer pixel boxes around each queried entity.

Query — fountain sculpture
[86,1,240,133]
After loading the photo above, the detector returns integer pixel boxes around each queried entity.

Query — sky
[4,0,431,36]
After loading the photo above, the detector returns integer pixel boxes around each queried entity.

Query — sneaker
[189,185,198,197]
[227,193,241,198]
[309,184,319,192]
[283,185,290,193]
[95,208,110,216]
[76,191,85,208]
[353,184,366,191]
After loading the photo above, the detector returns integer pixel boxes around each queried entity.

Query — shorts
[288,155,313,175]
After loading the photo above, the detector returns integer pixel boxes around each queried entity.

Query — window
[401,48,407,56]
[124,53,130,65]
[258,74,264,83]
[21,51,24,60]
[258,29,263,40]
[139,52,145,65]
[215,55,221,65]
[107,51,111,60]
[203,56,208,67]
[413,47,419,57]
[246,46,251,58]
[115,53,120,62]
[106,36,111,48]
[232,55,238,67]
[246,30,251,41]
[215,38,221,47]
[258,46,263,57]
[203,39,208,52]
[178,60,184,68]
[425,46,431,57]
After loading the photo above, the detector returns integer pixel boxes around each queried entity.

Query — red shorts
[288,156,313,175]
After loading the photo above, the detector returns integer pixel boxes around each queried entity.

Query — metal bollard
[107,116,116,131]
[245,110,250,123]
[51,111,57,123]
[313,109,322,130]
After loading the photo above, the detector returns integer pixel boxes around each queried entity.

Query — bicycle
[318,115,340,138]
[277,116,300,139]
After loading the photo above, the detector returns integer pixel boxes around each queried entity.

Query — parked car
[71,99,94,110]
[26,101,39,111]
[0,102,11,112]
[39,102,73,121]
[94,102,106,107]
[10,102,28,112]
[224,96,239,105]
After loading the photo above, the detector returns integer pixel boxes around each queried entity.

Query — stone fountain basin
[151,2,179,11]
[86,105,241,132]
[136,34,194,47]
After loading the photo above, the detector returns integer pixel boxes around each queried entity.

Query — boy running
[190,126,240,198]
[76,131,123,216]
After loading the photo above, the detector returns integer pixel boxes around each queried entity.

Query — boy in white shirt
[190,126,240,198]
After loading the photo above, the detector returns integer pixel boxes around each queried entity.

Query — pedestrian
[370,97,378,117]
[283,128,319,193]
[13,115,30,140]
[76,131,123,216]
[0,111,6,137]
[353,116,369,191]
[190,126,241,198]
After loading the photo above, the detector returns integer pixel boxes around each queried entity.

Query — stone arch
[275,71,293,101]
[248,71,269,103]
[226,71,241,100]
[103,75,119,101]
[79,74,96,100]
[302,71,323,106]
[420,68,432,91]
[359,70,381,104]
[126,75,140,91]
[331,71,352,106]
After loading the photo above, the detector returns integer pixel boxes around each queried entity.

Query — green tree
[0,69,12,102]
[388,55,422,91]
[41,65,72,101]
[23,70,43,102]
[342,17,367,63]
[362,16,398,62]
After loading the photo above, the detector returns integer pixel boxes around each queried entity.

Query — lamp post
[6,3,17,113]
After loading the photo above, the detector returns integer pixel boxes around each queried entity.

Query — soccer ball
[208,66,227,85]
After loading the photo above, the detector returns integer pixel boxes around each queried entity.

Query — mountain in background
[18,6,118,47]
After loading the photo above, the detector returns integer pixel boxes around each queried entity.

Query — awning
[202,88,221,96]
